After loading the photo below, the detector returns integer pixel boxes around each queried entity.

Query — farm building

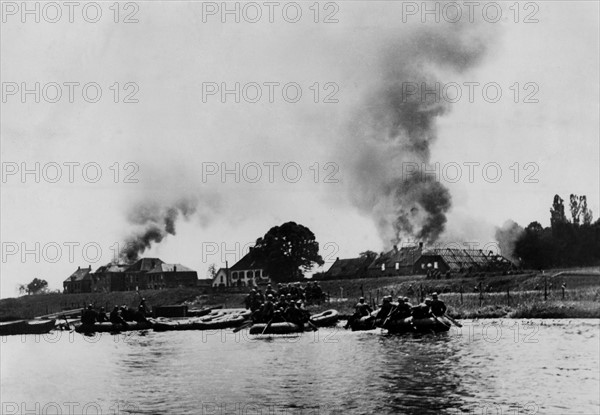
[146,263,198,288]
[63,266,93,293]
[413,248,515,276]
[228,250,269,287]
[92,263,129,292]
[367,244,423,277]
[321,256,374,280]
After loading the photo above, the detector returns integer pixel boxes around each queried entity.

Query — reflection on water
[1,319,598,414]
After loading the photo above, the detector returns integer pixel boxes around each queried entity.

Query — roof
[95,263,129,273]
[368,246,422,270]
[325,257,372,278]
[230,251,264,271]
[125,258,164,273]
[64,266,92,282]
[147,263,195,273]
[418,248,513,270]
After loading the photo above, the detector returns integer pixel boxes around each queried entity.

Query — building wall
[163,271,197,288]
[63,279,92,294]
[413,255,450,274]
[230,269,266,287]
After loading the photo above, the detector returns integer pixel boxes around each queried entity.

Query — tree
[206,263,217,279]
[251,222,324,282]
[550,195,567,228]
[19,278,49,295]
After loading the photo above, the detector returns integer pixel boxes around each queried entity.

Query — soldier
[429,293,447,317]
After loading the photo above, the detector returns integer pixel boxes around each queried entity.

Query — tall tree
[251,222,324,282]
[550,195,567,228]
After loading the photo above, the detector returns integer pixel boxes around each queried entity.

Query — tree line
[514,194,600,269]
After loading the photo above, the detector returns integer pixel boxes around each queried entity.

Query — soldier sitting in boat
[133,305,148,322]
[389,297,412,320]
[265,284,277,298]
[81,304,97,326]
[344,297,372,329]
[411,299,432,319]
[284,301,306,328]
[110,306,128,327]
[429,293,447,317]
[262,294,275,322]
[375,296,394,325]
[96,307,108,323]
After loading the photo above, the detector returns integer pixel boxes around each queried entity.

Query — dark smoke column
[342,25,491,247]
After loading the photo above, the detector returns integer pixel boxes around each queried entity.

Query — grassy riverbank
[1,268,598,321]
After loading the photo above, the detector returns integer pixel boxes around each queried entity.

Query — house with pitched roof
[228,249,269,287]
[322,256,374,280]
[367,244,423,277]
[63,266,93,293]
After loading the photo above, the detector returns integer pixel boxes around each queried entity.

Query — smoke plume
[119,197,200,263]
[343,25,491,247]
[495,219,524,263]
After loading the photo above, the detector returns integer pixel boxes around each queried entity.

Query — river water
[1,319,598,415]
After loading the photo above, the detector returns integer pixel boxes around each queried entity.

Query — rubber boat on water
[75,321,154,334]
[383,316,453,334]
[152,314,247,332]
[310,309,340,327]
[249,322,306,335]
[0,319,57,336]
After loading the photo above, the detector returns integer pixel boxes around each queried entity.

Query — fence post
[479,282,483,307]
[376,289,379,306]
[544,275,548,301]
[460,285,463,305]
[561,284,565,300]
[507,287,510,306]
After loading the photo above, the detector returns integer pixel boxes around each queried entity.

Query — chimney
[174,265,177,272]
[336,257,339,261]
[419,242,423,249]
[78,266,80,270]
[393,245,398,253]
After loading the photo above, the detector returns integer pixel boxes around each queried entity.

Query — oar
[62,315,72,331]
[431,314,451,329]
[382,306,398,329]
[261,318,274,335]
[233,320,253,333]
[444,313,462,328]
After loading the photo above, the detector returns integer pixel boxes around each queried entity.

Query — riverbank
[1,268,598,321]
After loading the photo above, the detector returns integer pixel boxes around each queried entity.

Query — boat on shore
[152,309,250,332]
[310,309,340,327]
[0,319,57,336]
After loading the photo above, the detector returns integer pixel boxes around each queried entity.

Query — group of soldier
[244,283,318,327]
[80,299,149,327]
[346,293,447,328]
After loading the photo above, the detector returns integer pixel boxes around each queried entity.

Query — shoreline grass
[1,268,598,321]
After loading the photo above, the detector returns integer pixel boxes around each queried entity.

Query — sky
[1,1,599,297]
